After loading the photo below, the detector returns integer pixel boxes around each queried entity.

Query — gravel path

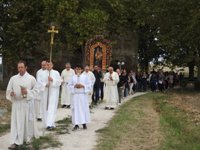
[0,92,146,150]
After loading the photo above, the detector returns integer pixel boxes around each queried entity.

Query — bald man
[103,67,119,109]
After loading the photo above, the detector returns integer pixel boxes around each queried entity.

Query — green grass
[55,117,71,134]
[153,91,200,150]
[14,117,71,150]
[0,101,12,134]
[96,91,200,150]
[16,135,62,150]
[96,96,145,150]
[0,124,10,134]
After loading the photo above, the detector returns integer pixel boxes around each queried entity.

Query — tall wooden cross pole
[48,25,58,62]
[46,25,58,110]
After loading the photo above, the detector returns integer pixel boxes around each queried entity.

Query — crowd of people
[5,60,183,149]
[129,69,182,92]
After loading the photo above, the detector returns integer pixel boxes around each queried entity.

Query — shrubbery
[0,81,7,90]
[180,79,188,88]
[194,80,200,91]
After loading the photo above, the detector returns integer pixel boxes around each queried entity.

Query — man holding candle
[6,60,40,149]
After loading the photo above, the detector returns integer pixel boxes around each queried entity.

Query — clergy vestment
[82,71,96,105]
[68,73,92,125]
[35,68,46,119]
[6,72,40,145]
[103,71,119,108]
[42,69,61,128]
[61,68,75,106]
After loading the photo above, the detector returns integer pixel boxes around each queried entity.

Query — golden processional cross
[46,25,58,110]
[48,25,58,62]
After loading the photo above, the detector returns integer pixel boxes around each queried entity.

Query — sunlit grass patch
[96,97,147,150]
[0,97,12,134]
[154,91,200,150]
[96,91,200,150]
[0,124,10,134]
[15,117,71,150]
[16,135,62,150]
[55,117,71,134]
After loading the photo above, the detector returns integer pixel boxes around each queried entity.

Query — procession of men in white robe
[6,60,121,149]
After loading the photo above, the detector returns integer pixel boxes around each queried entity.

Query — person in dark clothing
[100,80,104,100]
[149,70,158,92]
[164,72,169,89]
[136,72,142,91]
[121,69,129,97]
[141,72,148,91]
[128,72,134,95]
[92,66,102,104]
[158,70,165,92]
[116,69,125,103]
[99,68,104,100]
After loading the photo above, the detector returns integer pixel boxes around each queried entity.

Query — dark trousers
[150,81,157,91]
[132,84,136,92]
[92,86,100,103]
[118,87,123,103]
[124,87,128,97]
[141,79,147,91]
[158,83,164,91]
[100,82,104,100]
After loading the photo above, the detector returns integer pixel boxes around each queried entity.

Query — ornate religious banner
[85,35,112,72]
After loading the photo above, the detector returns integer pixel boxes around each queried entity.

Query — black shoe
[37,118,42,121]
[49,126,55,130]
[8,144,18,149]
[83,124,87,129]
[72,125,79,131]
[104,107,109,110]
[62,105,67,108]
[110,107,115,110]
[46,126,51,130]
[67,105,70,108]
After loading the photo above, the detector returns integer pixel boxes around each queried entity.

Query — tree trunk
[197,67,200,80]
[144,61,149,73]
[197,63,200,80]
[81,44,86,66]
[188,61,195,80]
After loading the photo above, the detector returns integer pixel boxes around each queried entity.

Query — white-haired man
[103,66,119,109]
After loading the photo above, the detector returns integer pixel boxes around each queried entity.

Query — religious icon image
[85,35,112,72]
[94,46,103,67]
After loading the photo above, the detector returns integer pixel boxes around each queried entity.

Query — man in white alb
[35,60,47,121]
[82,65,95,106]
[68,65,92,130]
[61,62,75,108]
[6,60,40,149]
[103,66,119,109]
[42,61,61,130]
